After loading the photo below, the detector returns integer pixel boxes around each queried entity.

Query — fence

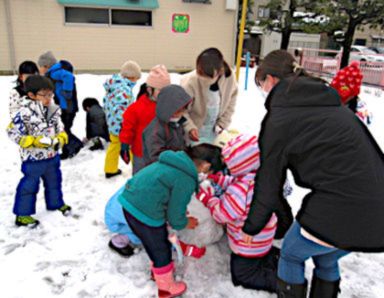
[288,48,384,88]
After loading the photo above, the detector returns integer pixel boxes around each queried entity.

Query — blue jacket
[46,62,74,111]
[104,186,142,245]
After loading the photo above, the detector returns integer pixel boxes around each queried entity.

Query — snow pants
[104,134,121,174]
[14,155,64,216]
[231,246,280,293]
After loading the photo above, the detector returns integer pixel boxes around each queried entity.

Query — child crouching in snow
[6,75,72,228]
[196,134,293,293]
[117,145,220,297]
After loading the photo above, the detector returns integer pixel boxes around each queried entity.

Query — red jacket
[119,94,156,157]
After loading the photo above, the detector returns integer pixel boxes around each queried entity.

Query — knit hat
[37,51,57,67]
[330,61,363,104]
[213,129,240,149]
[146,64,171,89]
[222,134,260,177]
[120,60,141,79]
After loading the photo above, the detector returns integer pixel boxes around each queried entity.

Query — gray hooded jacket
[142,85,191,168]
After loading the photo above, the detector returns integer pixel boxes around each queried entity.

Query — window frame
[63,5,153,28]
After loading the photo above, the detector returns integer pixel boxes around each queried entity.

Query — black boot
[309,275,340,298]
[277,278,307,298]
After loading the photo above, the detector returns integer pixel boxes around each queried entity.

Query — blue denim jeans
[278,221,349,284]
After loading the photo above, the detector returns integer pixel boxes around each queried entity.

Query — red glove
[207,173,221,184]
[180,241,206,259]
[196,186,214,206]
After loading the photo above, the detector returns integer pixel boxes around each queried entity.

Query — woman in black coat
[242,50,384,298]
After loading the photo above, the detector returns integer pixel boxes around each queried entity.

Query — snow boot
[277,278,307,298]
[309,275,340,298]
[108,240,134,257]
[58,204,72,216]
[15,215,40,228]
[152,262,187,298]
[105,169,122,179]
[90,138,104,151]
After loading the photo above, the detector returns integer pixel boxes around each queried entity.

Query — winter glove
[55,132,69,149]
[180,241,206,259]
[19,135,35,148]
[196,185,214,206]
[207,173,221,184]
[33,136,54,148]
[120,143,130,164]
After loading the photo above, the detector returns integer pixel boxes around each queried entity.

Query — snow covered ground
[0,69,383,298]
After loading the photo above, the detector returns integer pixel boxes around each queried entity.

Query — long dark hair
[186,143,224,173]
[196,48,232,78]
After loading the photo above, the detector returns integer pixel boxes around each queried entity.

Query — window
[64,7,152,26]
[111,9,152,26]
[258,7,270,19]
[65,7,108,24]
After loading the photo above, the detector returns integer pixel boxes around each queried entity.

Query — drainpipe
[4,0,17,74]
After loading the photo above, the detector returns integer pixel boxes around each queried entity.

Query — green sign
[172,14,190,33]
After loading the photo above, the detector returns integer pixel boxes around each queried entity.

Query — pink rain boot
[152,262,187,298]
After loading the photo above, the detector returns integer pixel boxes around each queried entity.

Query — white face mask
[169,116,181,122]
[260,89,269,99]
[198,172,208,182]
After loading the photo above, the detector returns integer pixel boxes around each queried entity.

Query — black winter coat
[86,104,109,141]
[243,76,384,252]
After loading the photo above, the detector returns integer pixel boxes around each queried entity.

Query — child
[118,145,220,297]
[6,75,72,227]
[142,84,191,167]
[119,65,171,174]
[9,61,39,119]
[38,51,83,159]
[196,134,293,293]
[82,97,109,150]
[103,60,141,178]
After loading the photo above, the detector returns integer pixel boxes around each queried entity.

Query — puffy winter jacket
[118,150,199,230]
[103,74,136,135]
[86,104,109,140]
[7,99,64,162]
[142,85,191,167]
[119,93,156,157]
[243,76,384,252]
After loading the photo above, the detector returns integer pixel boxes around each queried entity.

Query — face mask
[169,116,181,122]
[199,75,218,86]
[260,89,269,99]
[198,172,208,182]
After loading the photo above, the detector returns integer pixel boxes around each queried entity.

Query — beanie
[37,51,57,67]
[330,61,363,104]
[146,64,171,89]
[120,60,141,79]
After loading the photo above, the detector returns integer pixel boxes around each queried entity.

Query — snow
[0,68,383,298]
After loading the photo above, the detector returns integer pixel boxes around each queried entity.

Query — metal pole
[235,0,248,81]
[245,52,250,90]
[4,0,17,74]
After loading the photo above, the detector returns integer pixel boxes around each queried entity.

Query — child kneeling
[7,75,71,227]
[197,134,292,293]
[117,145,219,297]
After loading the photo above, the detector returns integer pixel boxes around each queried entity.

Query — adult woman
[242,50,384,297]
[180,48,238,144]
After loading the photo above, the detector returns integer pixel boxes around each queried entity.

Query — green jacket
[118,150,199,230]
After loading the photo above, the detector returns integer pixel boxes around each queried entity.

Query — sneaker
[105,169,122,179]
[108,240,135,257]
[58,204,72,216]
[15,215,40,228]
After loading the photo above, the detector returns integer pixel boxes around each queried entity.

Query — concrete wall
[1,0,237,72]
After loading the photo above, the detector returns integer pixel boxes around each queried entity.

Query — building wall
[1,1,12,71]
[1,0,237,72]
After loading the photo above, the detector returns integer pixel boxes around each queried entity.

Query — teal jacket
[118,150,199,230]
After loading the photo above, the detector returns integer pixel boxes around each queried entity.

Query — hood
[222,134,260,177]
[265,76,341,110]
[156,85,191,122]
[159,150,198,187]
[103,74,135,93]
